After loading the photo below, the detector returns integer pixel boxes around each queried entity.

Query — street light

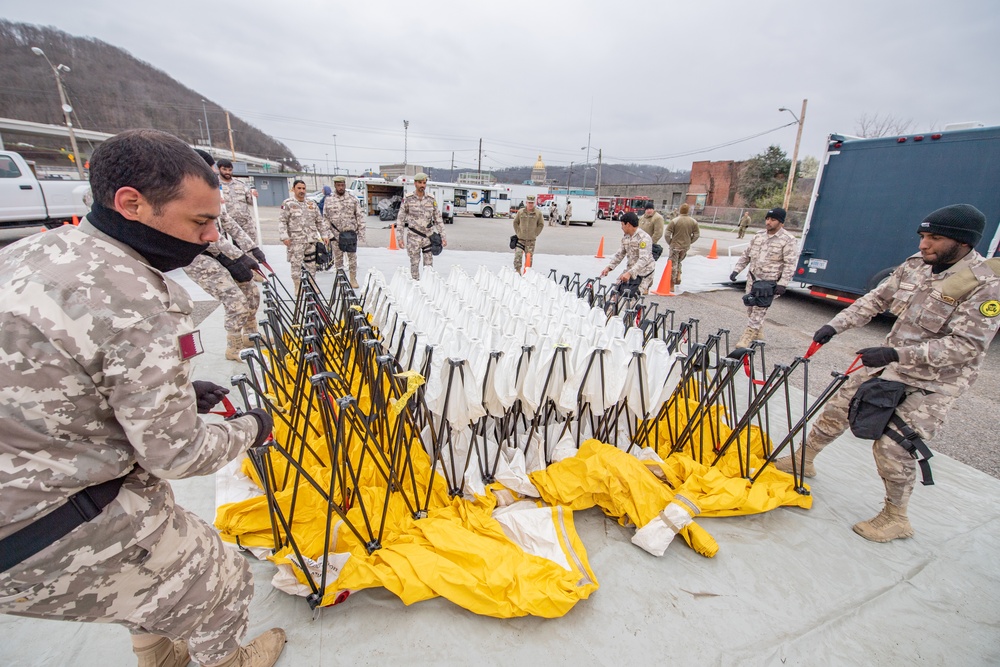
[580,145,589,190]
[779,99,808,210]
[31,47,84,179]
[403,121,409,167]
[332,134,340,174]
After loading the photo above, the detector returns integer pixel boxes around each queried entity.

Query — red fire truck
[606,196,653,220]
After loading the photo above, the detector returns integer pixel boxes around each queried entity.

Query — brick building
[686,160,745,210]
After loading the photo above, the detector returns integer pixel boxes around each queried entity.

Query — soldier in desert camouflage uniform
[730,206,797,347]
[279,179,327,294]
[398,172,446,280]
[774,204,1000,542]
[0,130,285,667]
[217,158,259,245]
[187,150,267,361]
[323,175,367,288]
[601,212,657,295]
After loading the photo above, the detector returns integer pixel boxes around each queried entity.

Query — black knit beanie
[917,204,985,247]
[622,212,639,226]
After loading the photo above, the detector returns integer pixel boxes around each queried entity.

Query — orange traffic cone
[38,227,47,233]
[72,215,80,226]
[523,252,532,274]
[388,224,399,250]
[651,260,675,296]
[595,236,605,258]
[62,220,70,225]
[707,239,718,259]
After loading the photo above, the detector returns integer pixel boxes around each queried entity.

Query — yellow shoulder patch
[980,300,1000,317]
[639,242,647,248]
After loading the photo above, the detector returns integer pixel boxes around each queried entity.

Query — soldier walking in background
[512,194,544,273]
[323,175,367,288]
[639,202,665,247]
[563,199,573,225]
[729,207,797,347]
[774,204,1000,542]
[547,199,560,226]
[601,212,656,295]
[280,179,327,293]
[0,129,285,667]
[665,203,701,286]
[737,210,751,238]
[217,158,259,245]
[398,172,446,280]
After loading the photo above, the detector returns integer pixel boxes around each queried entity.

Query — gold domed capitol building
[530,154,547,185]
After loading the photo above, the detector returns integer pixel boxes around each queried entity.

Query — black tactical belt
[0,473,129,573]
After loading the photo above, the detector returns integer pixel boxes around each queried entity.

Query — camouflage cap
[526,195,536,202]
[333,175,346,183]
[414,172,428,182]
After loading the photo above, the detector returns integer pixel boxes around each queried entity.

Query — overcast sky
[4,0,998,176]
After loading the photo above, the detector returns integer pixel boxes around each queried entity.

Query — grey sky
[4,0,998,176]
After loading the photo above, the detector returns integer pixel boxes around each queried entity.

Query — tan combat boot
[210,628,287,667]
[773,447,817,477]
[133,636,189,667]
[349,271,359,289]
[734,327,758,349]
[225,334,244,361]
[852,500,914,542]
[753,324,765,340]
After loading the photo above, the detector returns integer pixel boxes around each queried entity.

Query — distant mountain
[427,162,690,187]
[0,20,300,169]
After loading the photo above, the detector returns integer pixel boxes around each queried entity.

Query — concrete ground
[2,215,998,666]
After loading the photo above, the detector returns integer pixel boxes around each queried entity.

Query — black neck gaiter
[87,203,209,272]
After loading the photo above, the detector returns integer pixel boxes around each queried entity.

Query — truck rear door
[0,153,46,223]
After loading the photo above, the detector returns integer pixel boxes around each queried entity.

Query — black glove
[241,408,274,448]
[729,271,739,283]
[813,325,837,345]
[857,346,899,368]
[216,253,253,282]
[192,380,229,414]
[250,247,267,264]
[774,284,786,296]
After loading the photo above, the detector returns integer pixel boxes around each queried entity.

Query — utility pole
[781,98,808,210]
[325,153,330,175]
[567,162,573,191]
[450,151,455,182]
[198,118,204,142]
[201,100,212,147]
[478,138,482,182]
[31,47,84,179]
[332,134,340,174]
[596,149,602,197]
[403,120,409,168]
[225,110,236,159]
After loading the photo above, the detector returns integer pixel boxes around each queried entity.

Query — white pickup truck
[0,151,91,237]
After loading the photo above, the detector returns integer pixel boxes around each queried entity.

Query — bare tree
[855,113,914,138]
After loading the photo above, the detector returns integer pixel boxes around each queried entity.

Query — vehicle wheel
[866,266,896,291]
[597,210,605,219]
[561,218,568,226]
[482,207,493,218]
[587,221,594,227]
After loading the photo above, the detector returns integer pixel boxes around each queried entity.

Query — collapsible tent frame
[229,264,845,608]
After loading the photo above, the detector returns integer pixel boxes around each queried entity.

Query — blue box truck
[795,125,1000,303]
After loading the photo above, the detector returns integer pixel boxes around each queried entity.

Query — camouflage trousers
[513,238,536,272]
[805,371,953,506]
[184,255,259,336]
[231,213,259,247]
[287,239,318,292]
[669,246,689,284]
[637,271,655,295]
[737,226,748,239]
[332,247,358,276]
[0,503,253,665]
[405,233,433,279]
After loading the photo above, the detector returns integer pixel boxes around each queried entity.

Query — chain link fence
[691,206,806,231]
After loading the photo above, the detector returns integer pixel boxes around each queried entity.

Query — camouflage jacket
[733,227,797,285]
[606,228,656,278]
[207,210,257,260]
[0,220,258,553]
[220,178,254,220]
[665,215,700,250]
[512,208,545,241]
[398,193,444,243]
[829,251,1000,397]
[738,213,751,230]
[639,212,665,245]
[279,197,325,243]
[322,193,367,242]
